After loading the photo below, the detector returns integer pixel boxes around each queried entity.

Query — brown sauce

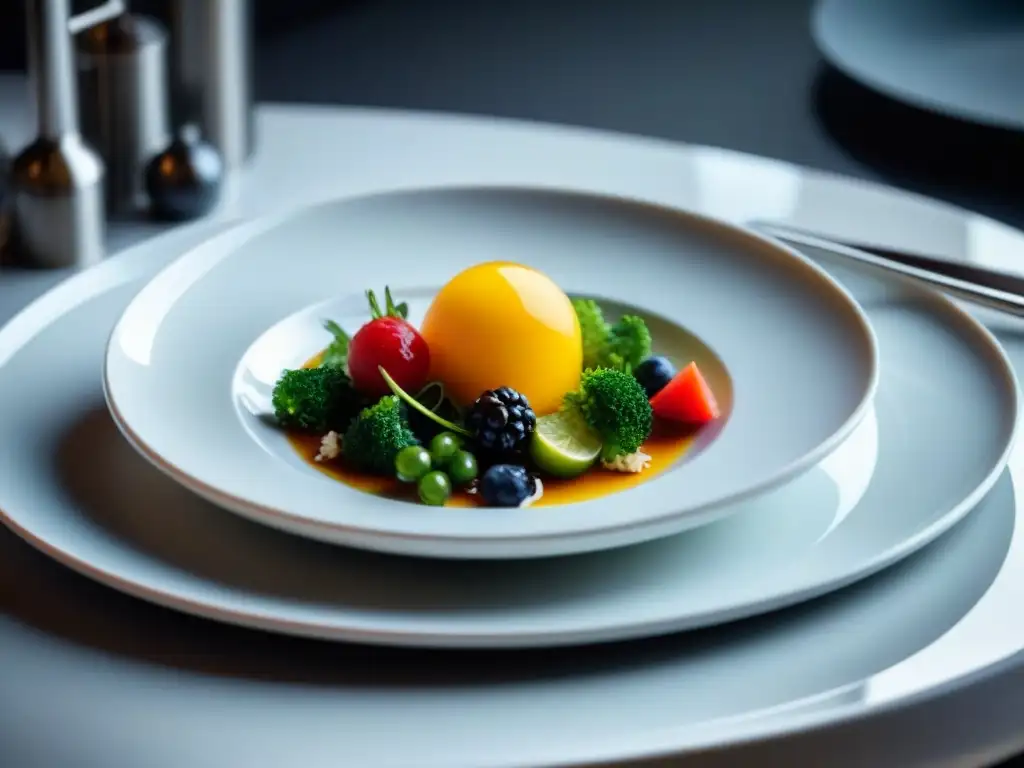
[287,351,698,506]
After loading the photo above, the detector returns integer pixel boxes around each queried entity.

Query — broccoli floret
[599,315,652,373]
[272,366,364,432]
[572,298,610,370]
[343,395,419,474]
[571,299,652,373]
[563,368,653,461]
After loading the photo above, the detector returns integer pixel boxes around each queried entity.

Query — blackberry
[466,386,536,458]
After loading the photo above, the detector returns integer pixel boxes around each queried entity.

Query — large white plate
[0,224,1018,767]
[814,0,1024,131]
[1,216,1015,649]
[103,186,878,559]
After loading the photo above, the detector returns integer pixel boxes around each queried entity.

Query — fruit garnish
[650,362,720,424]
[633,355,676,399]
[342,395,419,474]
[379,366,471,437]
[480,464,534,507]
[571,299,652,373]
[395,445,432,483]
[429,432,461,466]
[320,319,350,369]
[418,470,452,506]
[447,449,479,486]
[466,387,536,459]
[348,287,430,397]
[562,368,653,461]
[271,366,365,432]
[529,410,602,479]
[419,262,582,415]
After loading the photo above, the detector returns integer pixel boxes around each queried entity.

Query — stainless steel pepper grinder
[169,0,255,169]
[75,9,171,217]
[8,0,108,269]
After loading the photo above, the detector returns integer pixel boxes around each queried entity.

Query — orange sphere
[420,262,582,415]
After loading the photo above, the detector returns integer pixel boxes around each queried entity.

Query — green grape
[429,432,461,466]
[395,445,432,483]
[418,471,452,506]
[447,450,478,486]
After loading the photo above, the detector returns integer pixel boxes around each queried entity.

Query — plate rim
[100,184,882,558]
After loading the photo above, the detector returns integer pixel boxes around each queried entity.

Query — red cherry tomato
[348,317,430,397]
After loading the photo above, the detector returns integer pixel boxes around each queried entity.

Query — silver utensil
[754,220,1024,298]
[752,222,1024,319]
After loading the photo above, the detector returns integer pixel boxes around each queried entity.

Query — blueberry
[633,356,676,398]
[480,464,533,507]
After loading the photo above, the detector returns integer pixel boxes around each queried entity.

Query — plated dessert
[272,261,720,508]
[104,186,878,557]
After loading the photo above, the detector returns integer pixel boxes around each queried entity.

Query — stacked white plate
[1,176,1022,764]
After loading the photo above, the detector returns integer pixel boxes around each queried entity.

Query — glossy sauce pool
[288,422,697,507]
[286,353,699,507]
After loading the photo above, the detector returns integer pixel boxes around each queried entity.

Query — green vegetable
[367,286,409,320]
[378,366,472,437]
[601,315,652,373]
[271,366,364,432]
[395,445,432,483]
[320,320,351,369]
[447,450,478,486]
[343,395,419,474]
[570,299,652,373]
[418,470,452,506]
[562,368,653,461]
[572,298,610,370]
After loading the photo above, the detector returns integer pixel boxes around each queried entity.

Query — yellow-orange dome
[420,262,582,415]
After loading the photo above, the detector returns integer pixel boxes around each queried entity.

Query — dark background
[2,2,1024,765]
[3,0,1024,231]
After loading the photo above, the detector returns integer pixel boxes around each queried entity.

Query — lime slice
[530,411,603,478]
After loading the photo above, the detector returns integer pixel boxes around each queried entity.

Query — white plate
[0,228,1017,767]
[2,217,1015,649]
[814,0,1024,131]
[103,186,878,559]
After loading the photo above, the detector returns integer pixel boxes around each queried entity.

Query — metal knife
[750,221,1024,319]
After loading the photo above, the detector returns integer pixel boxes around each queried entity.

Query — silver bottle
[169,0,255,169]
[8,0,111,269]
[75,12,171,216]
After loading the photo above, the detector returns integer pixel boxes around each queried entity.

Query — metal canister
[169,0,255,169]
[9,0,106,269]
[75,13,171,215]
